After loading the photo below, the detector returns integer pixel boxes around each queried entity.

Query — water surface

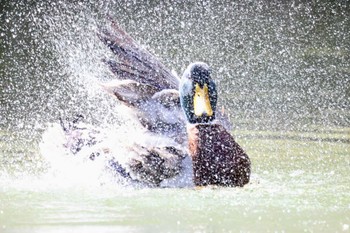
[1,130,349,232]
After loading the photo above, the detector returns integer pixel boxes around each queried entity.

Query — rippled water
[1,1,349,232]
[1,132,349,232]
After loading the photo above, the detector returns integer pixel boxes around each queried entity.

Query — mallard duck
[49,19,250,187]
[180,63,251,186]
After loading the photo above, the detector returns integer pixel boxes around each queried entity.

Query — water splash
[0,0,349,182]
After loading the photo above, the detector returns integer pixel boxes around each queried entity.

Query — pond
[1,131,349,232]
[1,1,349,232]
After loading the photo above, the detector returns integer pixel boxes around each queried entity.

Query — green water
[1,129,349,232]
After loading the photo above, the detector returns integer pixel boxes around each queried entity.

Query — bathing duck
[58,19,250,187]
[180,63,251,186]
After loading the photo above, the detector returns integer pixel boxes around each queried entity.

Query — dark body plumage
[187,124,250,187]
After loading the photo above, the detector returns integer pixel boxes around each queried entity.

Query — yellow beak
[193,83,213,117]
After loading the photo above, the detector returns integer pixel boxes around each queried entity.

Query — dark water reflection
[0,0,349,135]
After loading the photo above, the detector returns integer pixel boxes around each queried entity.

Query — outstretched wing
[98,19,186,140]
[98,18,179,91]
[96,19,189,186]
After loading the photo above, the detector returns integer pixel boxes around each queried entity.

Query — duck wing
[96,20,189,186]
[98,18,179,91]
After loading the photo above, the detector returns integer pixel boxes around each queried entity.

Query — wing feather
[98,19,179,91]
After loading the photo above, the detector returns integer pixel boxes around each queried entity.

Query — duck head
[180,62,217,124]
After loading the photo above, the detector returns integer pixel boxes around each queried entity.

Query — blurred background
[1,0,349,130]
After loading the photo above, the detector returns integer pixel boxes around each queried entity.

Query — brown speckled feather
[187,124,251,187]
